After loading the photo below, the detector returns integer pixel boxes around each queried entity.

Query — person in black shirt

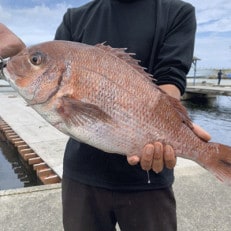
[54,0,211,230]
[0,1,211,230]
[217,69,223,85]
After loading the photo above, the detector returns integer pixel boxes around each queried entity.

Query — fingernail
[146,145,154,155]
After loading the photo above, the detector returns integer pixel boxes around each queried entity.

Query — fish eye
[29,52,43,65]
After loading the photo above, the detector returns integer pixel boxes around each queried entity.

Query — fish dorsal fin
[95,43,154,82]
[95,43,193,130]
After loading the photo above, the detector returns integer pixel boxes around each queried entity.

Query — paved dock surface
[0,184,63,231]
[1,167,231,231]
[0,82,68,178]
[0,82,231,231]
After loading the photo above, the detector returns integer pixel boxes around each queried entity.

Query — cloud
[187,0,231,31]
[186,0,231,68]
[0,0,88,45]
[0,0,230,68]
[194,35,231,68]
[0,3,71,45]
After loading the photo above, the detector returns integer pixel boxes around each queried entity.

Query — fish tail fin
[201,143,231,185]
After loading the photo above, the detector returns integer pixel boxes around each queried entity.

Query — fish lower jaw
[2,69,11,82]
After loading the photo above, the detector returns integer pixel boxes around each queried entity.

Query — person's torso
[56,0,193,190]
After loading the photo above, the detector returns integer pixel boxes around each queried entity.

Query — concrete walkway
[0,82,231,231]
[0,184,63,231]
[0,81,68,178]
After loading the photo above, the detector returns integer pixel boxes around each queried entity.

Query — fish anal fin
[56,96,112,127]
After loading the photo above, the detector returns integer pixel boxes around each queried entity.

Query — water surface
[183,96,231,146]
[0,140,38,190]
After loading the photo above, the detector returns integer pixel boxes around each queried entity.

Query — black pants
[218,78,221,85]
[62,177,177,231]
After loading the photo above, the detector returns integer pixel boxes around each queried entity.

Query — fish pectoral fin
[56,96,112,127]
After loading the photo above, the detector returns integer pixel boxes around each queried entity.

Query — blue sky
[0,0,230,68]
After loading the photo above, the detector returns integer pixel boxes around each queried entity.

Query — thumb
[192,123,211,142]
[127,155,140,165]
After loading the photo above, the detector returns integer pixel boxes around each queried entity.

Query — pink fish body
[3,40,231,185]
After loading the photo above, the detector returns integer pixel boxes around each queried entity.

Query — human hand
[127,123,211,173]
[0,23,25,58]
[127,142,175,173]
[127,84,211,173]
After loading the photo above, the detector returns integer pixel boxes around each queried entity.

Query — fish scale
[3,40,231,185]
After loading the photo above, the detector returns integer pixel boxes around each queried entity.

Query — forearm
[159,84,181,100]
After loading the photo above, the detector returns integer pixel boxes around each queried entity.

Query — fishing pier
[183,79,231,100]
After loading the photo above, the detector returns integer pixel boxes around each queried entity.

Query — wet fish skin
[4,40,231,185]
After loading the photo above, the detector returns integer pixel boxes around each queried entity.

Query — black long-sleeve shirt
[55,0,196,190]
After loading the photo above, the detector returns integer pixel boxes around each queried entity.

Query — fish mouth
[0,58,15,87]
[1,55,64,106]
[0,56,8,81]
[0,58,36,103]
